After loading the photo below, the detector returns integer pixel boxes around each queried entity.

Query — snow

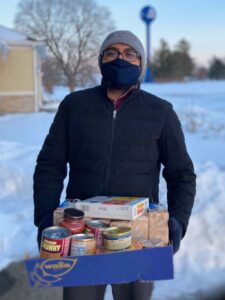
[0,80,225,299]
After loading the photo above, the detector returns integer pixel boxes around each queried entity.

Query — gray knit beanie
[99,30,146,81]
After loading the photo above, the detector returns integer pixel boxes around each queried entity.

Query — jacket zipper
[104,109,117,194]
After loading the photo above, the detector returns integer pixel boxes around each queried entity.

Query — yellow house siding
[0,47,34,91]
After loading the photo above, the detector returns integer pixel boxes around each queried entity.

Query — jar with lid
[59,208,85,234]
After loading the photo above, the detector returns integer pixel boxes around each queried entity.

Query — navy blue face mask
[100,58,141,89]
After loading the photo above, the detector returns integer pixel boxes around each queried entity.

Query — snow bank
[0,80,225,298]
[154,162,225,299]
[0,140,39,270]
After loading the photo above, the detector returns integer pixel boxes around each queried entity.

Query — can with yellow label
[103,226,131,251]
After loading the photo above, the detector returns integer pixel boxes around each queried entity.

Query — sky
[0,0,225,66]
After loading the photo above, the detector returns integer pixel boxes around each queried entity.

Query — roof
[0,25,41,46]
[0,25,47,60]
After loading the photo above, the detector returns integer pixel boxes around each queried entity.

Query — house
[0,25,46,114]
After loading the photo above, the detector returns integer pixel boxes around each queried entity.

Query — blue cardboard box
[25,246,174,287]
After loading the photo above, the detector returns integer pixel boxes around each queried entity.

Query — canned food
[59,208,85,234]
[103,226,131,251]
[40,226,71,258]
[85,220,110,249]
[70,233,96,256]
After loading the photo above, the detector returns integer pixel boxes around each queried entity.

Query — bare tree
[14,0,114,91]
[42,56,64,93]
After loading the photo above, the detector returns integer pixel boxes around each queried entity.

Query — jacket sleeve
[33,97,69,227]
[159,103,196,237]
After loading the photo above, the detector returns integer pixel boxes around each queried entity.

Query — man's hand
[168,218,183,254]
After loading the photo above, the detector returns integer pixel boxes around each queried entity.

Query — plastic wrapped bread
[110,220,131,228]
[53,208,64,226]
[131,213,149,241]
[148,210,169,246]
[110,213,148,241]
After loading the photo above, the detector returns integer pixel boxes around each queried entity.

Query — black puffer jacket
[33,84,196,236]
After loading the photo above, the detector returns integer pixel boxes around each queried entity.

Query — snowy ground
[0,80,225,299]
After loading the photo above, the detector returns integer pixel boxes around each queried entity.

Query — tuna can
[85,220,110,249]
[70,233,96,256]
[40,226,71,258]
[59,208,85,234]
[103,226,131,251]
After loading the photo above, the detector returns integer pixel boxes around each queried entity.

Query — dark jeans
[63,281,154,300]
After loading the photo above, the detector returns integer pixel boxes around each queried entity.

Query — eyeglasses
[102,48,140,62]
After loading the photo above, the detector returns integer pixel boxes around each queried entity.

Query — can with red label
[40,226,71,258]
[85,220,110,249]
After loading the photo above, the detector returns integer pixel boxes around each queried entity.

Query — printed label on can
[40,236,71,258]
[40,226,71,258]
[70,243,86,256]
[70,234,96,256]
[85,220,110,249]
[102,226,132,250]
[86,227,103,249]
[103,234,131,251]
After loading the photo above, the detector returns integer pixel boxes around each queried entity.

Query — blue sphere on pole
[140,6,156,83]
[141,6,156,25]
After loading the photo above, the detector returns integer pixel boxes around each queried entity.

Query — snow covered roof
[0,25,47,60]
[0,25,26,42]
[0,25,41,46]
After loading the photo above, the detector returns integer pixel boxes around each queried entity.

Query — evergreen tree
[208,57,225,79]
[151,39,173,81]
[171,39,194,79]
[151,38,195,81]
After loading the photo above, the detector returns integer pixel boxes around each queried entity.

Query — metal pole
[141,5,156,82]
[146,23,150,67]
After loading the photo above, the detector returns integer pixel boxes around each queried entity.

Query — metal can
[70,233,96,256]
[59,208,85,234]
[40,226,71,258]
[85,220,110,249]
[103,226,131,251]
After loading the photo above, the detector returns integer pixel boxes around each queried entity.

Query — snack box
[74,196,149,220]
[25,246,173,287]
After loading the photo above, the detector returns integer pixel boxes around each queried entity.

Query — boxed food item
[74,196,149,220]
[25,202,173,287]
[53,209,64,226]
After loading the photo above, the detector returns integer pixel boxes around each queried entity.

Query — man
[33,30,196,300]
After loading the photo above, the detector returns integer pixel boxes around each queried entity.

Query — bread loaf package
[110,213,148,241]
[53,209,64,226]
[148,210,169,246]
